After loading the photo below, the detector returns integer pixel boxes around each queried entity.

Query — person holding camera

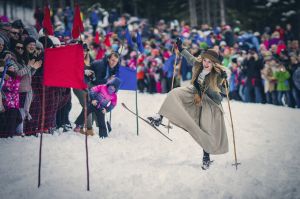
[241,49,264,103]
[148,38,229,170]
[273,63,291,106]
[13,38,42,135]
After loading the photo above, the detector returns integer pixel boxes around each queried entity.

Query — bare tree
[189,0,198,26]
[3,0,8,16]
[220,0,226,25]
[205,0,211,25]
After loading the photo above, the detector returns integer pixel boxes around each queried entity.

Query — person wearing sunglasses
[12,40,42,136]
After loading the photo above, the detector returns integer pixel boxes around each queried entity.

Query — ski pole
[224,80,241,170]
[167,48,179,134]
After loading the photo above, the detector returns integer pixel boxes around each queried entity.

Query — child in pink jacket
[75,77,121,138]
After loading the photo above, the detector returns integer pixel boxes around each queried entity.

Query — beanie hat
[11,19,24,29]
[49,35,61,46]
[38,36,54,48]
[24,37,36,47]
[201,49,221,64]
[106,77,121,92]
[35,41,44,51]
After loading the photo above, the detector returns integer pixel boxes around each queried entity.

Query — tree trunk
[220,0,226,25]
[189,0,197,27]
[201,0,205,24]
[4,0,7,16]
[133,0,138,16]
[10,2,14,20]
[206,0,211,25]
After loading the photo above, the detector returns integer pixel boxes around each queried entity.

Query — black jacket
[90,57,119,86]
[242,57,264,87]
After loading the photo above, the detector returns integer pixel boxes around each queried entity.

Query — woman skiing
[148,38,229,169]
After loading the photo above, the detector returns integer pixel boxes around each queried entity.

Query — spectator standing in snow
[75,77,121,138]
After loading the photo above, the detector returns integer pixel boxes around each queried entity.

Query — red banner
[44,44,87,89]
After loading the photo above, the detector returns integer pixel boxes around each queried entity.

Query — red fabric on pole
[104,32,113,47]
[44,44,87,89]
[72,4,84,39]
[94,31,100,44]
[42,5,54,36]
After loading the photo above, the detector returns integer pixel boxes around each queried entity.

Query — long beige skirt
[159,85,228,154]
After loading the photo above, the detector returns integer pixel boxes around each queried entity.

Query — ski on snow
[121,103,172,142]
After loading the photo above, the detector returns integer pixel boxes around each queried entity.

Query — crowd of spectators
[0,4,299,137]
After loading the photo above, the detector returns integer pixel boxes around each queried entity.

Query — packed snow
[0,90,300,199]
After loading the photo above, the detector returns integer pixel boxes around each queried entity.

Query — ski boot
[147,114,163,127]
[202,151,213,170]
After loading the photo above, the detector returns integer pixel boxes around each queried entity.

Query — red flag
[42,5,54,35]
[94,31,100,45]
[44,44,87,89]
[104,32,113,47]
[72,4,84,39]
[96,48,106,60]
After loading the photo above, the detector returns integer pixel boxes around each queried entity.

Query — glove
[175,37,183,52]
[220,70,227,79]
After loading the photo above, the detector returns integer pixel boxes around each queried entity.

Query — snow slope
[0,91,300,199]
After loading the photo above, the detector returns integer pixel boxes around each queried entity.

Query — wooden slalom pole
[224,80,241,170]
[167,48,179,134]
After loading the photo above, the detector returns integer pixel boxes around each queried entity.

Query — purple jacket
[2,75,21,109]
[89,84,117,112]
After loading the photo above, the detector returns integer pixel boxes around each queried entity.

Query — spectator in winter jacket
[13,39,42,135]
[89,7,100,36]
[261,58,278,105]
[290,56,300,108]
[91,52,120,86]
[137,61,146,93]
[274,64,291,106]
[0,62,21,137]
[228,58,241,100]
[75,77,121,138]
[241,50,264,103]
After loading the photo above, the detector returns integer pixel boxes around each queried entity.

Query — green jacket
[274,71,290,91]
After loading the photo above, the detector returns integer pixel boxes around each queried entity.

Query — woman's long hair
[193,60,226,105]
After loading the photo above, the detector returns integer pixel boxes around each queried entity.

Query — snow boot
[202,150,213,170]
[79,128,95,136]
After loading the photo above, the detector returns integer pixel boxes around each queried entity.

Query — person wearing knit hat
[24,37,36,54]
[49,35,61,47]
[148,37,228,170]
[74,77,121,138]
[38,36,54,49]
[35,41,44,51]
